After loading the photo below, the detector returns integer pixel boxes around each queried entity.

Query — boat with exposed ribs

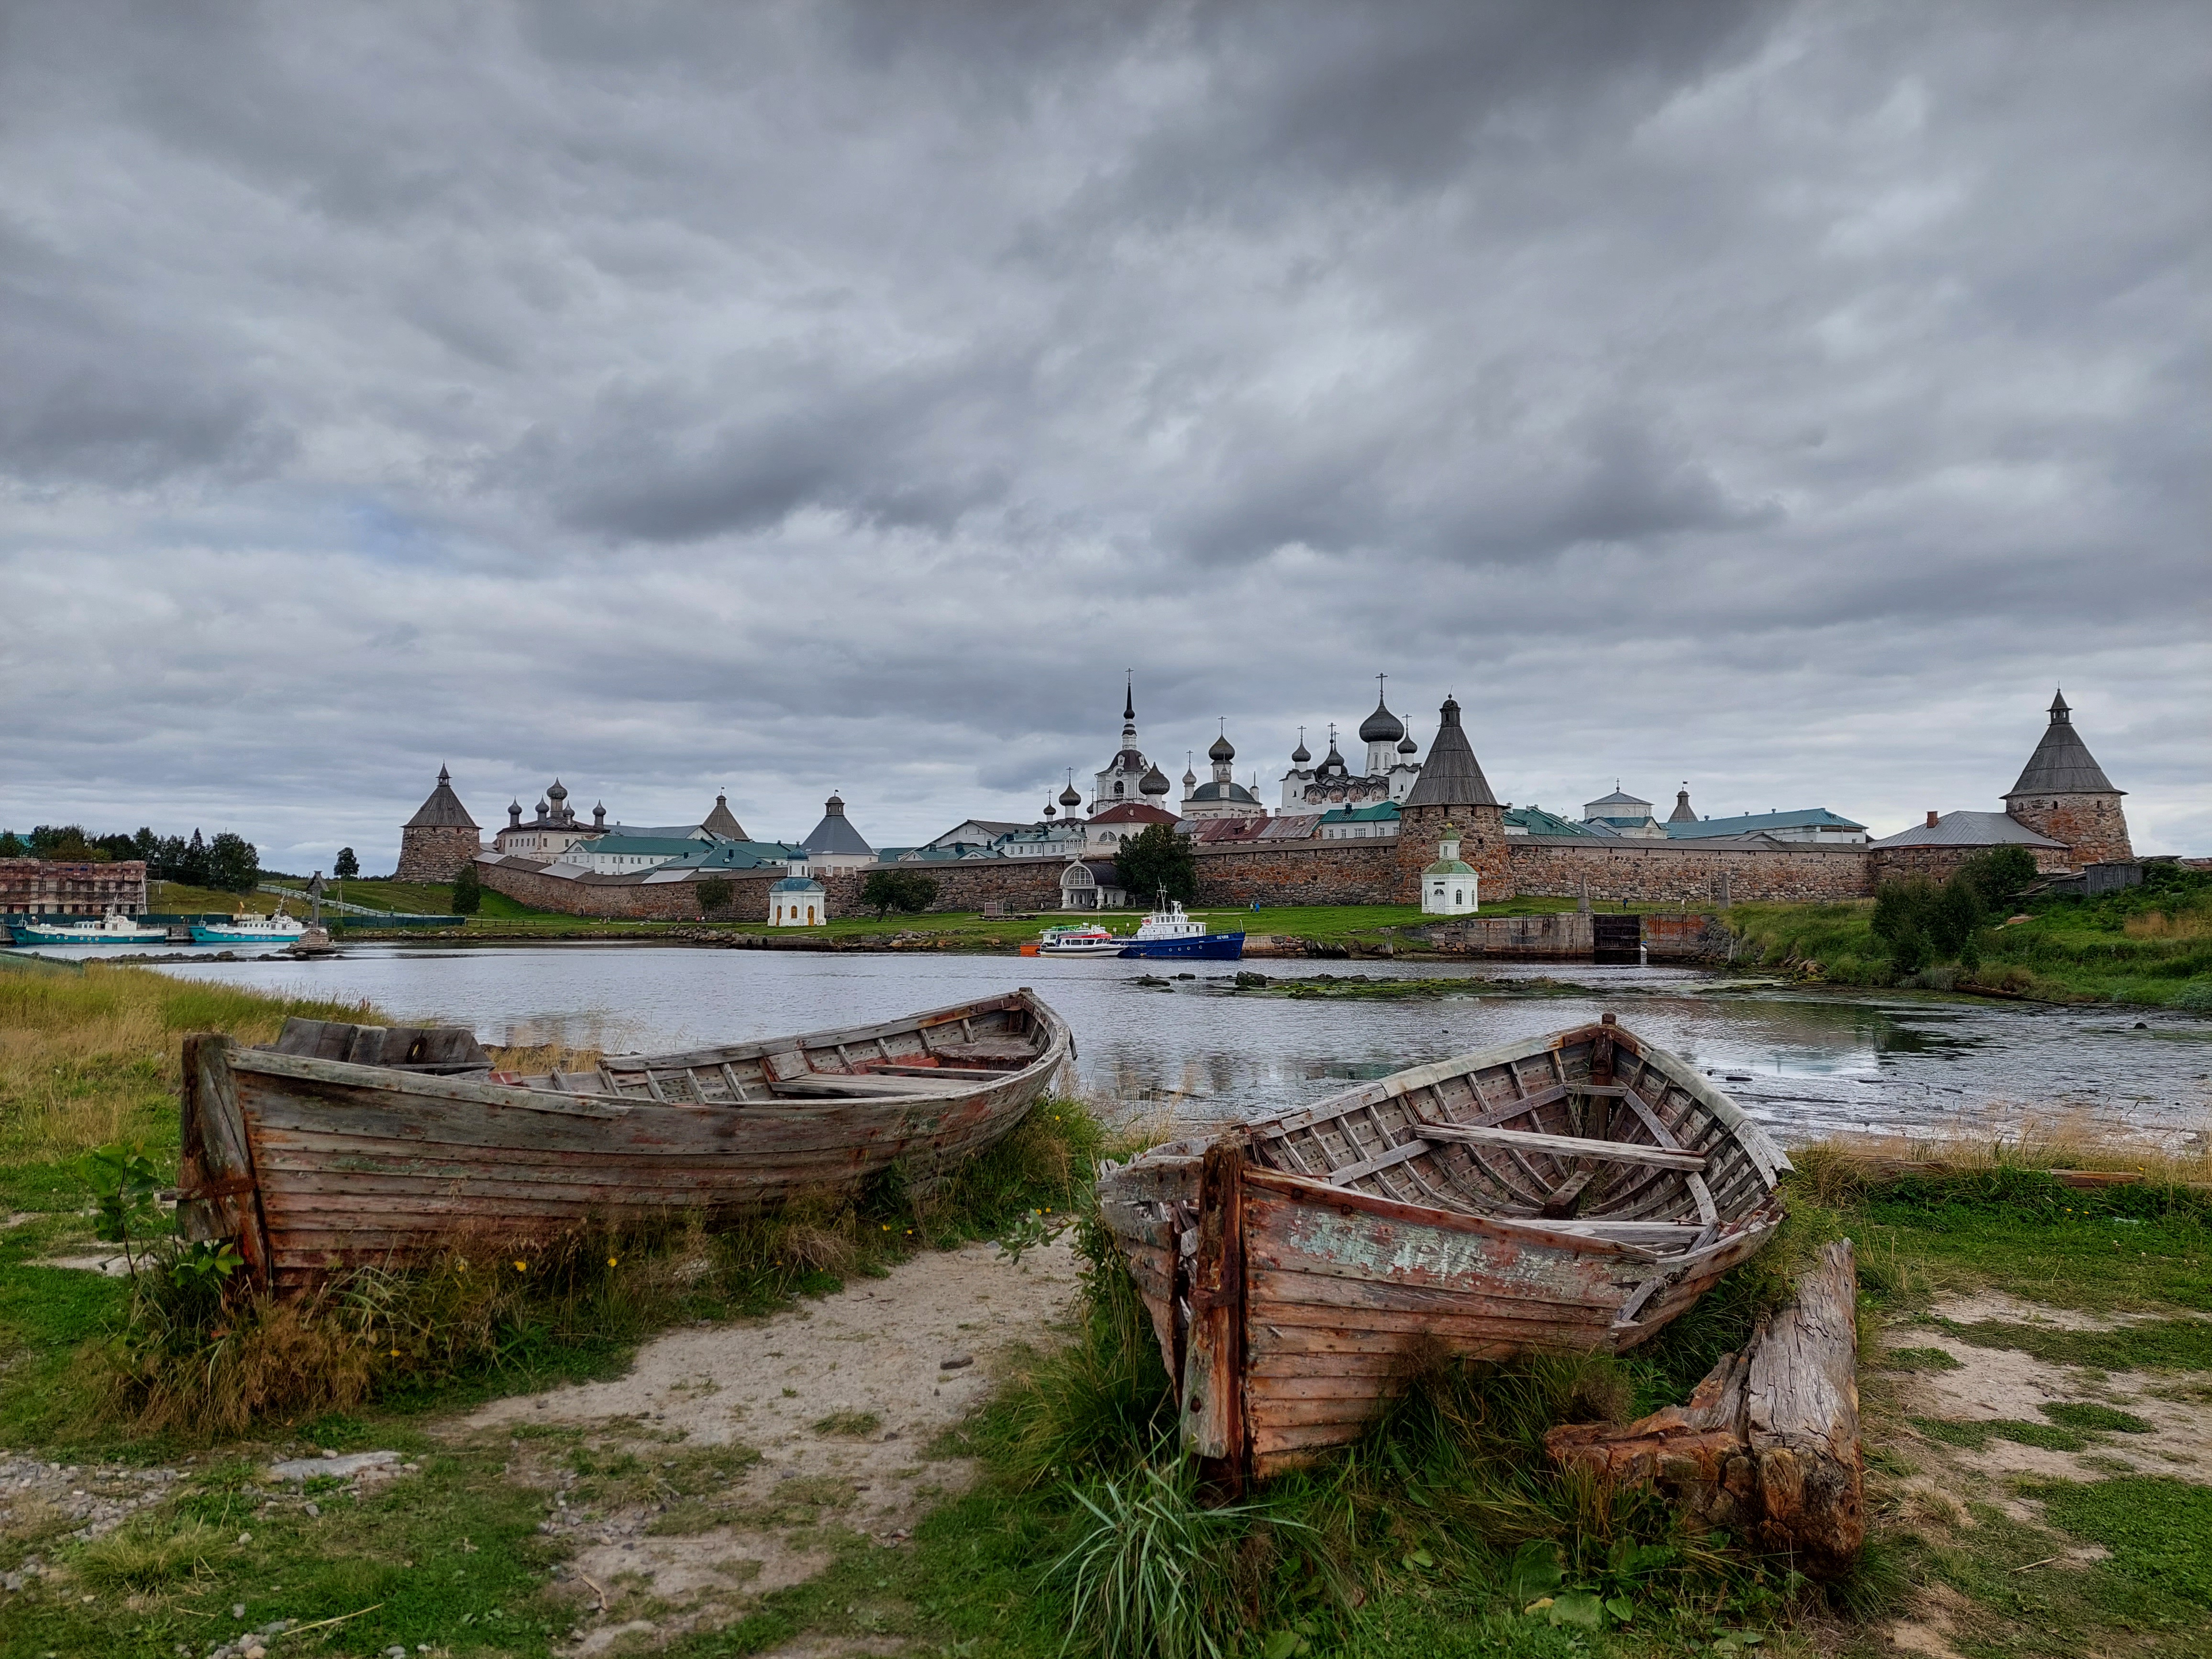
[1096,1014,1789,1484]
[179,989,1073,1291]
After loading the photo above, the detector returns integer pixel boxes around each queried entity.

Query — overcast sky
[2,0,2206,874]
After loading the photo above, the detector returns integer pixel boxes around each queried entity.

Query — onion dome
[1139,764,1171,797]
[1209,732,1235,763]
[1399,733,1418,755]
[1183,764,1197,787]
[547,779,568,802]
[1044,801,1057,819]
[1358,698,1405,744]
[1291,729,1311,764]
[1059,780,1083,807]
[535,798,549,818]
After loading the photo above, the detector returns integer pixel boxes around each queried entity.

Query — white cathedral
[1279,679,1423,809]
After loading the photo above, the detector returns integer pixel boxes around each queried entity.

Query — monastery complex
[399,683,2145,925]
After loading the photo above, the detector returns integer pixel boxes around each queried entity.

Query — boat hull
[1099,1018,1789,1483]
[190,925,307,944]
[1118,931,1245,961]
[180,990,1073,1292]
[10,923,168,945]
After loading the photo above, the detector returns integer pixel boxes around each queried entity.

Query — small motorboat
[190,908,309,945]
[1098,1015,1789,1483]
[177,989,1074,1291]
[1027,924,1127,957]
[1117,898,1245,961]
[8,910,170,945]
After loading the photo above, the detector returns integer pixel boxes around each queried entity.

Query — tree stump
[1545,1239,1863,1576]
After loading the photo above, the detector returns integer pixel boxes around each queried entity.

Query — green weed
[2031,1476,2212,1609]
[813,1411,882,1438]
[2039,1401,2153,1434]
[1882,1346,1962,1371]
[1910,1417,2087,1452]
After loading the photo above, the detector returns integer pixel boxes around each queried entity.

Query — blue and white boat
[8,911,169,946]
[1116,899,1245,961]
[190,909,309,946]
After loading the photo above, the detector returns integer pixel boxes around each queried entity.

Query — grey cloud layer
[0,0,2205,869]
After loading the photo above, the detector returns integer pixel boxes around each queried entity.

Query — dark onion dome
[1139,764,1171,796]
[1290,737,1311,763]
[1183,765,1198,786]
[2006,688,2122,796]
[535,798,550,818]
[1209,732,1235,763]
[1043,801,1056,818]
[1060,781,1083,807]
[1358,698,1405,743]
[1189,780,1260,805]
[1402,696,1500,809]
[1398,733,1418,755]
[547,779,568,801]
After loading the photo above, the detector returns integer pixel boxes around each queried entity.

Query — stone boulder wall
[1507,841,1875,904]
[2001,793,2133,869]
[1871,842,2071,886]
[1546,1240,1864,1578]
[395,826,483,884]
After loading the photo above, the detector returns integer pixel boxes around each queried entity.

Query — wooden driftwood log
[1545,1239,1864,1576]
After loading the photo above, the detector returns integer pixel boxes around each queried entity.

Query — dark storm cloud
[0,0,2206,871]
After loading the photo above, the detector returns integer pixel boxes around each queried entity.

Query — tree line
[0,824,263,896]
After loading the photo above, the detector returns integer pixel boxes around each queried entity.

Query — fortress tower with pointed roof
[1397,695,1511,899]
[396,766,483,882]
[2003,690,2133,867]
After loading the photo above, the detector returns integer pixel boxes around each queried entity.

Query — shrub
[861,868,939,918]
[696,876,733,916]
[1114,823,1195,904]
[451,862,483,914]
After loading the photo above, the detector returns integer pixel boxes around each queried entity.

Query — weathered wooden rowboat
[179,989,1072,1292]
[1097,1014,1789,1484]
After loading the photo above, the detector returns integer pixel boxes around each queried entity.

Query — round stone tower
[1397,696,1510,899]
[396,766,483,882]
[2002,690,2133,868]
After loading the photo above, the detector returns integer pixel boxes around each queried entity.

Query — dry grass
[1793,1109,2212,1188]
[0,962,379,1163]
[2123,908,2212,940]
[485,1040,605,1075]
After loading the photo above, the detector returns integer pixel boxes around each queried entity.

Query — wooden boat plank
[1250,1272,1626,1338]
[1417,1122,1706,1172]
[1244,1167,1655,1258]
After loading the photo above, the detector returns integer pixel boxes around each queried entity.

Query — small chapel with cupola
[1182,723,1264,820]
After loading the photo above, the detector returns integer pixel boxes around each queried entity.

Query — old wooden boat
[1097,1014,1789,1483]
[179,989,1072,1291]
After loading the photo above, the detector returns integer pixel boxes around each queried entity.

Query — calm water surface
[133,944,2212,1148]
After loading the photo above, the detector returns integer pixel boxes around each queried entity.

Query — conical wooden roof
[404,766,478,830]
[1402,698,1498,809]
[2006,690,2121,796]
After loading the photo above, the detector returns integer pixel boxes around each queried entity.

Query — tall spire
[1123,673,1135,724]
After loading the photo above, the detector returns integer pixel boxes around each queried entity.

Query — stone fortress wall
[466,690,2138,922]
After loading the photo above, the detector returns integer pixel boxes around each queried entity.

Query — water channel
[123,944,2212,1149]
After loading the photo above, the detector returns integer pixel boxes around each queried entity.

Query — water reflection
[136,946,2212,1148]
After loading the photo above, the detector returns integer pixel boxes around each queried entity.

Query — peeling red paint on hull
[1100,1017,1789,1484]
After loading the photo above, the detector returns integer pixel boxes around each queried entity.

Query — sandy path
[456,1239,1084,1653]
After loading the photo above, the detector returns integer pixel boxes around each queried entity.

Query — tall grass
[92,1100,1112,1441]
[987,1167,1887,1658]
[0,962,375,1165]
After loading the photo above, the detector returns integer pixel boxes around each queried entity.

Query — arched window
[1114,781,1124,796]
[1454,889,1464,905]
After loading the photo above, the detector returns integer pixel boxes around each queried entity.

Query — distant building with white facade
[1280,682,1422,809]
[1182,726,1265,821]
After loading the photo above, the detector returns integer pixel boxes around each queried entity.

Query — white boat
[1028,924,1126,957]
[190,909,310,945]
[9,910,169,946]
